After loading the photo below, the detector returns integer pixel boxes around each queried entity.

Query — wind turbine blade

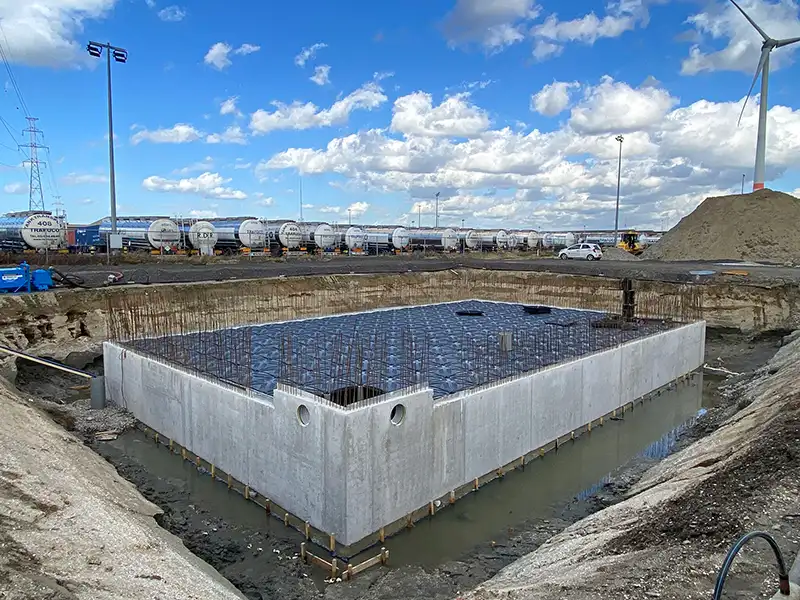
[738,47,770,126]
[775,36,800,48]
[728,0,770,41]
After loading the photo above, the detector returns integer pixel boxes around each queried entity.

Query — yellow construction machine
[617,230,645,256]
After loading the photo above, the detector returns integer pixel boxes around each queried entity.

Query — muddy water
[104,371,704,574]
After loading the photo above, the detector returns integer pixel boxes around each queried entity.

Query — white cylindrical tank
[147,218,181,249]
[344,226,365,251]
[471,230,508,249]
[525,231,540,249]
[187,221,218,251]
[506,233,520,249]
[238,219,268,248]
[391,227,409,250]
[463,230,481,249]
[541,232,577,248]
[408,227,459,251]
[14,214,64,250]
[495,230,509,249]
[312,224,337,250]
[640,234,663,246]
[264,220,302,249]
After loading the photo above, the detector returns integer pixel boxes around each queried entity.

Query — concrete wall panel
[431,397,465,499]
[497,378,533,467]
[462,389,503,482]
[582,348,622,422]
[531,360,583,449]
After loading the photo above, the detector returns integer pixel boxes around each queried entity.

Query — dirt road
[54,255,800,287]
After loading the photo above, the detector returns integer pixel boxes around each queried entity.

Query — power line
[0,22,30,117]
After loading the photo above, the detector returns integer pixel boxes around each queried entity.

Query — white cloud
[188,209,219,218]
[374,71,395,81]
[294,42,327,67]
[531,81,580,116]
[220,96,242,117]
[173,157,214,175]
[791,188,800,197]
[441,0,540,50]
[250,81,387,135]
[206,125,247,145]
[318,201,370,216]
[681,0,800,75]
[142,172,248,200]
[310,65,331,86]
[3,182,28,194]
[391,92,490,137]
[258,74,800,229]
[157,5,185,21]
[80,198,95,205]
[131,124,203,145]
[569,77,678,134]
[348,201,370,216]
[0,0,116,67]
[234,159,252,169]
[60,172,109,185]
[254,193,274,206]
[204,42,261,70]
[145,0,155,7]
[531,11,639,59]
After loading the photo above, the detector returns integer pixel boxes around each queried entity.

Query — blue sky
[0,0,799,230]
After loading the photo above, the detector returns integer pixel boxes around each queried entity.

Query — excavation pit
[104,300,705,549]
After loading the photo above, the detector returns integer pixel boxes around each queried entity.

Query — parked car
[558,243,603,261]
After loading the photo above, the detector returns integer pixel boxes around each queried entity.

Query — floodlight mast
[729,0,800,192]
[87,41,127,236]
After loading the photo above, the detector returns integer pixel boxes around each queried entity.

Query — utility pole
[418,203,421,229]
[742,174,746,194]
[87,41,127,237]
[348,208,352,225]
[20,117,47,212]
[614,135,624,244]
[435,192,440,228]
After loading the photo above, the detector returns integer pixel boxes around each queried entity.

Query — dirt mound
[642,189,800,263]
[601,247,641,261]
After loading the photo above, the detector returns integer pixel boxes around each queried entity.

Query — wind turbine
[729,0,800,192]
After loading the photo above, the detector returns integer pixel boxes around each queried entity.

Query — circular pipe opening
[390,404,406,426]
[297,404,310,426]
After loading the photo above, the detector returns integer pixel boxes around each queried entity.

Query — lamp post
[613,135,624,244]
[348,208,352,225]
[435,192,440,228]
[87,41,127,238]
[742,174,746,194]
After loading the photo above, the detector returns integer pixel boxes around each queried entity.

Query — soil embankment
[643,189,800,263]
[463,332,800,600]
[0,380,247,600]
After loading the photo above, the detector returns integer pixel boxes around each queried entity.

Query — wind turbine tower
[729,0,800,192]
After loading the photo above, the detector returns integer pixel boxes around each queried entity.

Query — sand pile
[601,246,641,261]
[642,189,800,263]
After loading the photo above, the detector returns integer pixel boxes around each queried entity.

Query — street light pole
[613,135,624,244]
[87,41,127,237]
[742,174,745,194]
[435,192,440,228]
[348,208,352,225]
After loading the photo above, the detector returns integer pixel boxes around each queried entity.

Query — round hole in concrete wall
[297,404,310,426]
[390,404,406,426]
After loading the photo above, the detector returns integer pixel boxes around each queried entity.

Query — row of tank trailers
[0,212,662,255]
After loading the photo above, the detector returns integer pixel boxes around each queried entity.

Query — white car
[559,243,603,261]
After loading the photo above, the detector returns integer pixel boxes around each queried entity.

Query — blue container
[0,262,54,293]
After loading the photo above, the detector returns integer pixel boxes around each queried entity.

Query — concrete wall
[104,320,706,547]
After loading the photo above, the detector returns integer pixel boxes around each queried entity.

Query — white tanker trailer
[408,228,459,251]
[524,231,541,249]
[363,227,410,253]
[184,221,218,255]
[208,218,267,249]
[262,220,303,250]
[343,226,365,252]
[299,222,338,251]
[0,212,65,251]
[541,232,577,249]
[463,229,509,250]
[98,217,181,250]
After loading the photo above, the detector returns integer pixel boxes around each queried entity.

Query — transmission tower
[20,116,47,212]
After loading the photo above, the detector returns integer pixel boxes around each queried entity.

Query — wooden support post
[227,474,232,489]
[304,521,310,540]
[284,513,289,526]
[210,464,216,478]
[300,542,307,562]
[331,558,338,579]
[600,416,604,425]
[496,468,504,478]
[406,515,414,529]
[195,455,200,467]
[429,502,435,516]
[539,447,545,458]
[379,528,385,543]
[473,478,479,491]
[519,456,525,469]
[588,421,592,432]
[169,439,173,451]
[347,563,354,580]
[449,491,456,504]
[244,486,250,500]
[154,433,159,444]
[570,431,575,441]
[181,447,187,460]
[265,499,271,515]
[329,534,336,552]
[380,547,389,566]
[612,409,616,418]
